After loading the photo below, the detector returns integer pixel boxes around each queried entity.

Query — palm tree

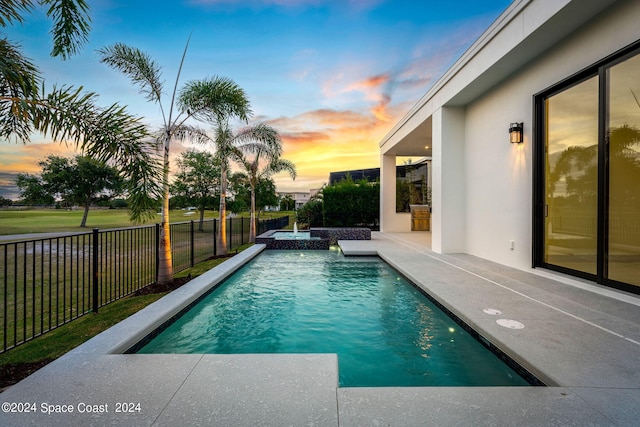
[177,83,252,256]
[233,124,296,242]
[99,43,250,284]
[1,0,91,61]
[177,123,287,253]
[1,0,158,223]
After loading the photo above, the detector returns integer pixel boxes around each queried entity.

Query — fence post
[92,228,99,314]
[241,217,244,245]
[229,218,233,251]
[155,223,160,283]
[190,220,195,267]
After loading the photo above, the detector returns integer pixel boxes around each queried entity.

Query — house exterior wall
[380,0,640,275]
[462,0,640,270]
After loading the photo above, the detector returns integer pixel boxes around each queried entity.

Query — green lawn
[0,209,295,236]
[0,248,251,387]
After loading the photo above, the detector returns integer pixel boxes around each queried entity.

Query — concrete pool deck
[1,232,639,425]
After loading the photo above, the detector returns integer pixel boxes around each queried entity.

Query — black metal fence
[0,215,289,354]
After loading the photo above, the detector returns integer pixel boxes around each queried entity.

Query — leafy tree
[296,199,323,228]
[280,194,295,211]
[230,174,279,220]
[228,171,250,214]
[0,196,13,206]
[40,155,123,226]
[109,198,128,209]
[233,123,296,242]
[17,155,123,226]
[15,174,55,205]
[171,149,220,230]
[99,42,249,283]
[254,178,279,215]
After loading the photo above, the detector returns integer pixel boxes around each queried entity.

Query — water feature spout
[293,222,298,234]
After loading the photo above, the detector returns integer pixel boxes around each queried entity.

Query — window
[534,42,640,293]
[395,158,430,213]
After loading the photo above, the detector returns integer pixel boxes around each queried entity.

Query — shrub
[322,179,379,228]
[296,199,323,228]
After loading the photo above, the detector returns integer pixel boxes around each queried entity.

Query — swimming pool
[136,249,530,387]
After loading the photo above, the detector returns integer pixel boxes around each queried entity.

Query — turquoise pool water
[273,231,319,240]
[137,249,529,387]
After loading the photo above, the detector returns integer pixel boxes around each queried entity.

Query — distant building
[328,168,381,185]
[328,160,429,187]
[276,191,312,210]
[329,160,431,213]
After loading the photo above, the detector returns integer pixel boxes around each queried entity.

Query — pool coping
[2,234,639,425]
[69,244,268,356]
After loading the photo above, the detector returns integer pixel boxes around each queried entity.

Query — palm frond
[171,123,212,145]
[264,158,297,180]
[0,0,34,27]
[167,35,191,126]
[0,37,42,141]
[98,43,164,105]
[15,84,161,221]
[42,0,91,59]
[233,123,281,153]
[178,76,251,124]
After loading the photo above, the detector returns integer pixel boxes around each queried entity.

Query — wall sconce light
[509,122,523,144]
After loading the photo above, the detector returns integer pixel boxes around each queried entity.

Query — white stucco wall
[379,153,411,232]
[461,0,640,270]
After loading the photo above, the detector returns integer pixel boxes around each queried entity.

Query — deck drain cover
[483,308,502,315]
[497,319,524,329]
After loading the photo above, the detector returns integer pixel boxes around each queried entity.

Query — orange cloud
[0,141,81,174]
[324,72,395,123]
[345,73,391,92]
[264,105,408,191]
[371,94,391,122]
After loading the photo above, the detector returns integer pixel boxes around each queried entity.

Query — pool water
[273,231,319,240]
[137,249,529,387]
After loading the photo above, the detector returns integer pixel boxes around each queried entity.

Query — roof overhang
[379,0,617,155]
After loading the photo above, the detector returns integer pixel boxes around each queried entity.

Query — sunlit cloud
[0,141,80,174]
[264,103,407,191]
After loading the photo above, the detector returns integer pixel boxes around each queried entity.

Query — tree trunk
[198,201,205,232]
[80,200,90,227]
[249,183,256,242]
[157,141,173,285]
[217,166,227,255]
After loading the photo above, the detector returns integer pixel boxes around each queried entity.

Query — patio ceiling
[383,115,432,157]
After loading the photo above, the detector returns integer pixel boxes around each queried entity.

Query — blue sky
[0,0,512,197]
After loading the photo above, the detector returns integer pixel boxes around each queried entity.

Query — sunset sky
[0,0,512,198]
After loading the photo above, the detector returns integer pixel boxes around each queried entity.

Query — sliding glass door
[544,76,599,276]
[606,53,640,287]
[536,43,640,293]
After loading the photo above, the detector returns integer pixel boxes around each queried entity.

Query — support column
[432,106,466,253]
[380,151,401,231]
